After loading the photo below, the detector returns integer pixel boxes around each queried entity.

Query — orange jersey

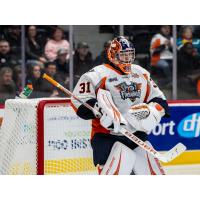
[150,33,173,66]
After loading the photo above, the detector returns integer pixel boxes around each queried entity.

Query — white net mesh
[0,98,97,175]
[0,98,39,174]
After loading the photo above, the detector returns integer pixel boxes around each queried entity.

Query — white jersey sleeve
[132,64,166,103]
[132,64,169,116]
[141,69,169,117]
[72,75,94,108]
[71,67,107,113]
[145,72,166,103]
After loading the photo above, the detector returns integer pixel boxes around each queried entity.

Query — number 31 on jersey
[79,82,91,93]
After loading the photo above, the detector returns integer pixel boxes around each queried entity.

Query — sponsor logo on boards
[177,113,200,138]
[150,113,200,139]
[48,138,91,150]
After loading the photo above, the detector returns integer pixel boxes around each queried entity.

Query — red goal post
[37,99,67,175]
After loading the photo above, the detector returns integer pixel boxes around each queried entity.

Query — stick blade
[160,143,187,163]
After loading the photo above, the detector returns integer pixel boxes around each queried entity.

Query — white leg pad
[100,142,136,175]
[132,141,166,175]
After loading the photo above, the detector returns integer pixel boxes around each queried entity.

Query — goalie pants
[91,132,147,166]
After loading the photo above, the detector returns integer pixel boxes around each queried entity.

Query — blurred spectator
[177,26,200,54]
[45,62,57,77]
[0,67,16,102]
[150,25,173,85]
[55,48,69,74]
[94,40,111,65]
[13,65,22,93]
[178,42,200,97]
[26,59,45,71]
[74,42,93,83]
[54,48,70,88]
[197,79,200,97]
[178,42,200,77]
[25,25,47,63]
[43,62,61,97]
[26,64,44,98]
[45,27,70,61]
[5,26,21,59]
[0,40,19,68]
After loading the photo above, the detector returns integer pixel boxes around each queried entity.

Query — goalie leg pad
[132,141,166,175]
[100,142,136,175]
[91,132,147,167]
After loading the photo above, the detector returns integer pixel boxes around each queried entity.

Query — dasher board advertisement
[149,101,200,151]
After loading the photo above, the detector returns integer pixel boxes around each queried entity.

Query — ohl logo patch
[115,82,142,101]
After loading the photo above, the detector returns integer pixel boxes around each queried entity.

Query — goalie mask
[107,36,135,74]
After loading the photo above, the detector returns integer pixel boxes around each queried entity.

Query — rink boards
[0,99,200,167]
[148,100,200,165]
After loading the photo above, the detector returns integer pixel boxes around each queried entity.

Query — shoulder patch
[88,68,95,72]
[108,77,118,82]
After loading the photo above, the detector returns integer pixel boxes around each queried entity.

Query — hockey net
[0,98,97,175]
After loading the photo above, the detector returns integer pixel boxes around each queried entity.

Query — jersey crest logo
[115,82,142,101]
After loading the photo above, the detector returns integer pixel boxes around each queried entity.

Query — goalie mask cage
[0,98,97,175]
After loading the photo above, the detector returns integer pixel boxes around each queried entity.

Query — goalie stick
[43,73,186,163]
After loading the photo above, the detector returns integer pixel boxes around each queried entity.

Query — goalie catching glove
[95,89,127,133]
[125,102,165,133]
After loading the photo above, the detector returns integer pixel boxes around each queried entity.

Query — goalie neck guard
[107,36,135,74]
